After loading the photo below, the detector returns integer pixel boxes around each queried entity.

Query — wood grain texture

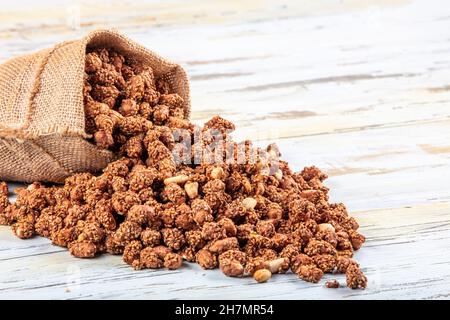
[1,0,450,299]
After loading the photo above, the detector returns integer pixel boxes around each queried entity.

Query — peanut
[274,169,283,181]
[318,223,335,233]
[242,197,257,210]
[210,167,224,179]
[184,182,199,199]
[267,257,289,274]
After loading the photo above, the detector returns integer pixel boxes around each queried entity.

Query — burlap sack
[0,29,190,183]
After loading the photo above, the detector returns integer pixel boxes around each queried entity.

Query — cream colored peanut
[253,268,272,283]
[274,169,283,181]
[242,197,257,210]
[318,223,335,233]
[184,182,199,199]
[267,258,287,273]
[210,167,224,179]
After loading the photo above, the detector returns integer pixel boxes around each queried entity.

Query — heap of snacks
[0,48,367,289]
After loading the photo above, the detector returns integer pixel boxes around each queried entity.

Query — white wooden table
[1,0,450,299]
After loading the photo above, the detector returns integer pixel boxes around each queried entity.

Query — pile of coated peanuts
[0,48,367,289]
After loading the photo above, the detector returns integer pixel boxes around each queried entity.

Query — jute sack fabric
[0,29,190,183]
